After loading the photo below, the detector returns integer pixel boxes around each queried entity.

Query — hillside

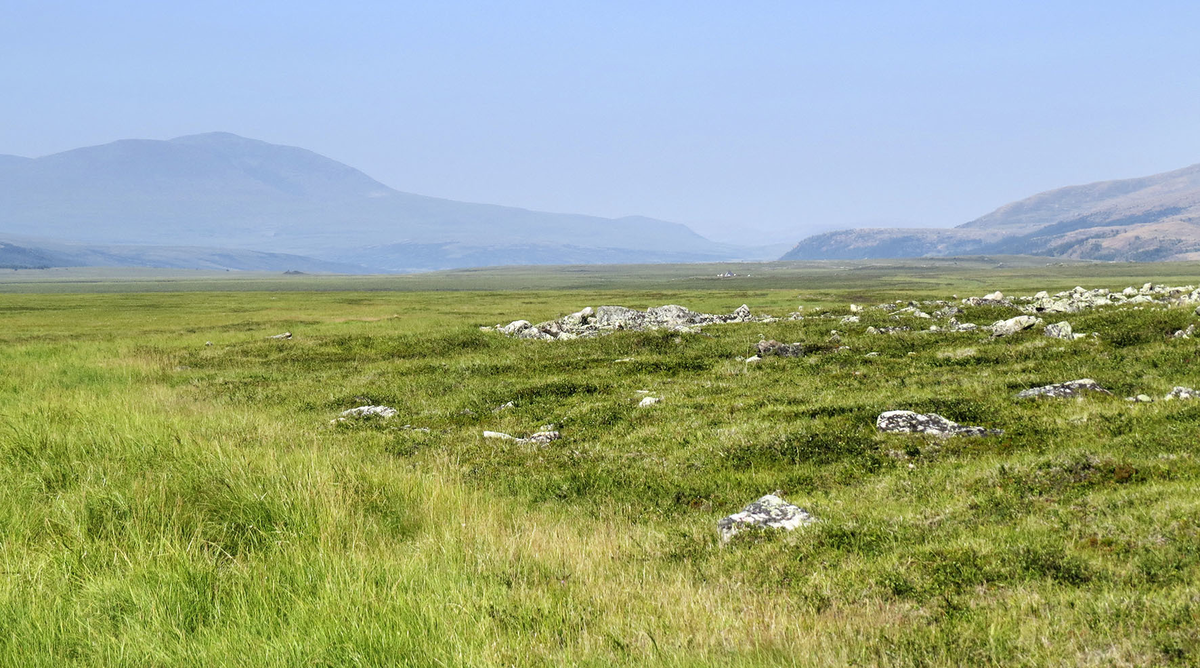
[783,163,1200,261]
[0,133,747,271]
[0,236,366,272]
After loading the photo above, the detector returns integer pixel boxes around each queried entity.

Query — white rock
[1043,321,1073,340]
[637,396,661,408]
[717,494,816,542]
[483,430,516,440]
[499,320,533,335]
[990,315,1042,337]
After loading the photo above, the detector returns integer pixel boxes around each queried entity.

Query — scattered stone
[1043,321,1074,340]
[756,340,804,358]
[1165,386,1200,401]
[637,396,661,408]
[483,430,515,440]
[841,315,860,324]
[991,315,1043,337]
[946,318,978,333]
[865,352,880,357]
[1016,379,1112,399]
[332,405,398,424]
[491,303,767,341]
[1173,324,1196,339]
[205,341,213,346]
[522,431,560,445]
[876,410,1002,438]
[268,332,292,340]
[494,401,516,412]
[850,304,862,313]
[483,429,561,445]
[717,494,816,542]
[1126,394,1154,403]
[744,355,761,364]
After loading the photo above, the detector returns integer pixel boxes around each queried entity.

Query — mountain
[0,133,748,271]
[0,235,366,272]
[783,163,1200,262]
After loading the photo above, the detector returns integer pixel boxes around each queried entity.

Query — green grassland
[2,260,1199,666]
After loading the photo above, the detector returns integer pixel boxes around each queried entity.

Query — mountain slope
[782,163,1200,261]
[0,133,741,270]
[0,235,366,272]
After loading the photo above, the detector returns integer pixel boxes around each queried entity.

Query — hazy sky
[3,1,1199,244]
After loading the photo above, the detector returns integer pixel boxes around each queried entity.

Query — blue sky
[3,1,1199,243]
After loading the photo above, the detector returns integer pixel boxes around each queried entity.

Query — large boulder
[876,410,1002,438]
[1016,379,1111,399]
[717,494,816,542]
[991,315,1043,337]
[1043,321,1074,340]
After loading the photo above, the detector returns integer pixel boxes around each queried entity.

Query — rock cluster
[717,494,816,542]
[876,410,1002,438]
[491,304,763,341]
[1165,386,1200,401]
[957,284,1200,315]
[1016,379,1112,399]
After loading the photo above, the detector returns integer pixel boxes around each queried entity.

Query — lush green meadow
[2,259,1199,666]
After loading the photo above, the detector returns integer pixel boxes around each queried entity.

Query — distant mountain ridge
[783,163,1200,262]
[0,132,752,271]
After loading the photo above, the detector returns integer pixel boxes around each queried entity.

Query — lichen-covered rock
[1165,386,1200,401]
[484,430,561,444]
[499,320,533,335]
[991,315,1043,337]
[333,405,398,424]
[1016,379,1112,399]
[1044,321,1073,340]
[756,340,804,358]
[717,494,816,542]
[876,410,1002,438]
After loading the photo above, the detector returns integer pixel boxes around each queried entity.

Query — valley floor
[2,260,1199,666]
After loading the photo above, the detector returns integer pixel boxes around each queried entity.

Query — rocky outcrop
[876,411,1002,438]
[1016,379,1112,399]
[717,494,816,542]
[491,304,766,341]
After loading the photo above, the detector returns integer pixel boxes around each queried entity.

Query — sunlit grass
[1,264,1198,665]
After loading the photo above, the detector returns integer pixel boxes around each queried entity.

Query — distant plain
[2,258,1199,666]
